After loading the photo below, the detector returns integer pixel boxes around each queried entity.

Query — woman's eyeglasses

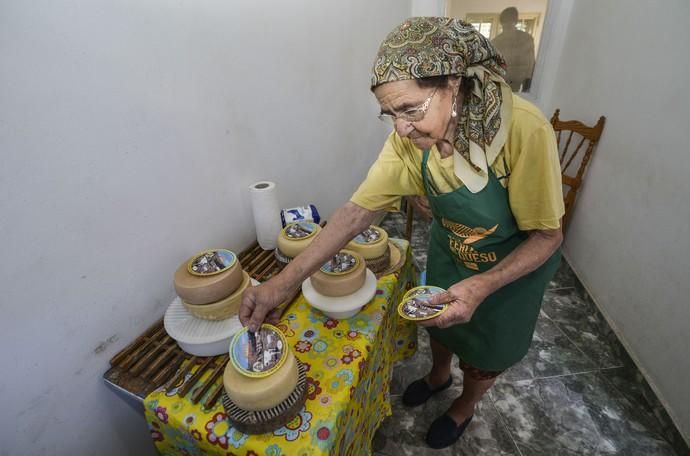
[378,87,438,126]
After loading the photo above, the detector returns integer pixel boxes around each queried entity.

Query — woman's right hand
[239,280,291,332]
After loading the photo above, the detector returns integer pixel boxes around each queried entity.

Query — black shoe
[401,376,452,407]
[425,414,473,449]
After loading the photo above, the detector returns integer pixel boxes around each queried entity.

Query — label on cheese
[223,352,298,411]
[398,286,448,321]
[230,324,288,378]
[187,249,237,276]
[347,226,389,260]
[319,252,359,275]
[352,227,383,244]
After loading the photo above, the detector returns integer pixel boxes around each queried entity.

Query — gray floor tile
[491,371,678,455]
[498,315,598,383]
[600,366,690,456]
[542,289,628,369]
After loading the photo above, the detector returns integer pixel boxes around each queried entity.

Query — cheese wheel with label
[277,222,321,258]
[310,250,366,297]
[182,271,249,320]
[174,253,243,305]
[223,351,299,411]
[346,225,389,259]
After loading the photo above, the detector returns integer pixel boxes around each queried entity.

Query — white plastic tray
[164,279,259,356]
[302,269,377,319]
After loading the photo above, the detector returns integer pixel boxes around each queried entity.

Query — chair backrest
[550,109,606,230]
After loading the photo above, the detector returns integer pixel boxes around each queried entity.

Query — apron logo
[464,261,480,271]
[448,236,498,265]
[441,219,499,245]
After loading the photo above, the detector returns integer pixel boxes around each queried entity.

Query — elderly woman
[240,17,563,449]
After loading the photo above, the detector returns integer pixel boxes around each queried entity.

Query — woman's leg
[425,370,497,448]
[446,375,495,424]
[403,336,454,406]
[427,337,454,386]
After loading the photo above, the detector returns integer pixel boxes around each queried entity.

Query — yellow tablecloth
[144,239,417,455]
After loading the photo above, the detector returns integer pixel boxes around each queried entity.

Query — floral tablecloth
[145,239,417,455]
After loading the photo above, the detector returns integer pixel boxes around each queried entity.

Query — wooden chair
[550,109,606,230]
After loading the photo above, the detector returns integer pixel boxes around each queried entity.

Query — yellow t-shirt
[350,95,564,231]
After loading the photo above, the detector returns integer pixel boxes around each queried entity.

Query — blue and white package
[280,205,321,227]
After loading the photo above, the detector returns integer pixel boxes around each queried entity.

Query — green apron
[422,149,560,371]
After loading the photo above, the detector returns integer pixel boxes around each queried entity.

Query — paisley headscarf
[371,17,513,193]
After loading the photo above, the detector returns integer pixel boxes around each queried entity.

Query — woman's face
[374,79,458,151]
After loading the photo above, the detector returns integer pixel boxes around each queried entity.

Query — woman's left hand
[418,275,492,328]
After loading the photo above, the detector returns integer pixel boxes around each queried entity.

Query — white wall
[411,0,446,16]
[0,1,411,454]
[540,0,690,442]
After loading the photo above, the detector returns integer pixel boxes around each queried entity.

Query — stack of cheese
[173,249,250,320]
[274,222,321,267]
[303,249,377,319]
[346,225,391,274]
[223,324,307,434]
[310,250,367,298]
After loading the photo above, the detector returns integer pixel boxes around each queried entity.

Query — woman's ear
[448,76,462,91]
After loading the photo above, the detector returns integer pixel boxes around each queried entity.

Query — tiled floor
[376,212,689,456]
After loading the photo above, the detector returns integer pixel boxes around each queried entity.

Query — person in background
[241,17,563,450]
[492,7,536,91]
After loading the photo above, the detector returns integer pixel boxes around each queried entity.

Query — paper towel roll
[249,181,282,250]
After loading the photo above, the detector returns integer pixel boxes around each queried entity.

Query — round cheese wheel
[346,225,389,259]
[310,250,366,297]
[182,271,249,320]
[277,222,321,258]
[223,350,299,411]
[174,252,243,305]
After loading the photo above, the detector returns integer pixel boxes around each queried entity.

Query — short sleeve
[507,124,565,230]
[350,132,424,212]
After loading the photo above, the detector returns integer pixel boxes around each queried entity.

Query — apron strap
[421,149,442,196]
